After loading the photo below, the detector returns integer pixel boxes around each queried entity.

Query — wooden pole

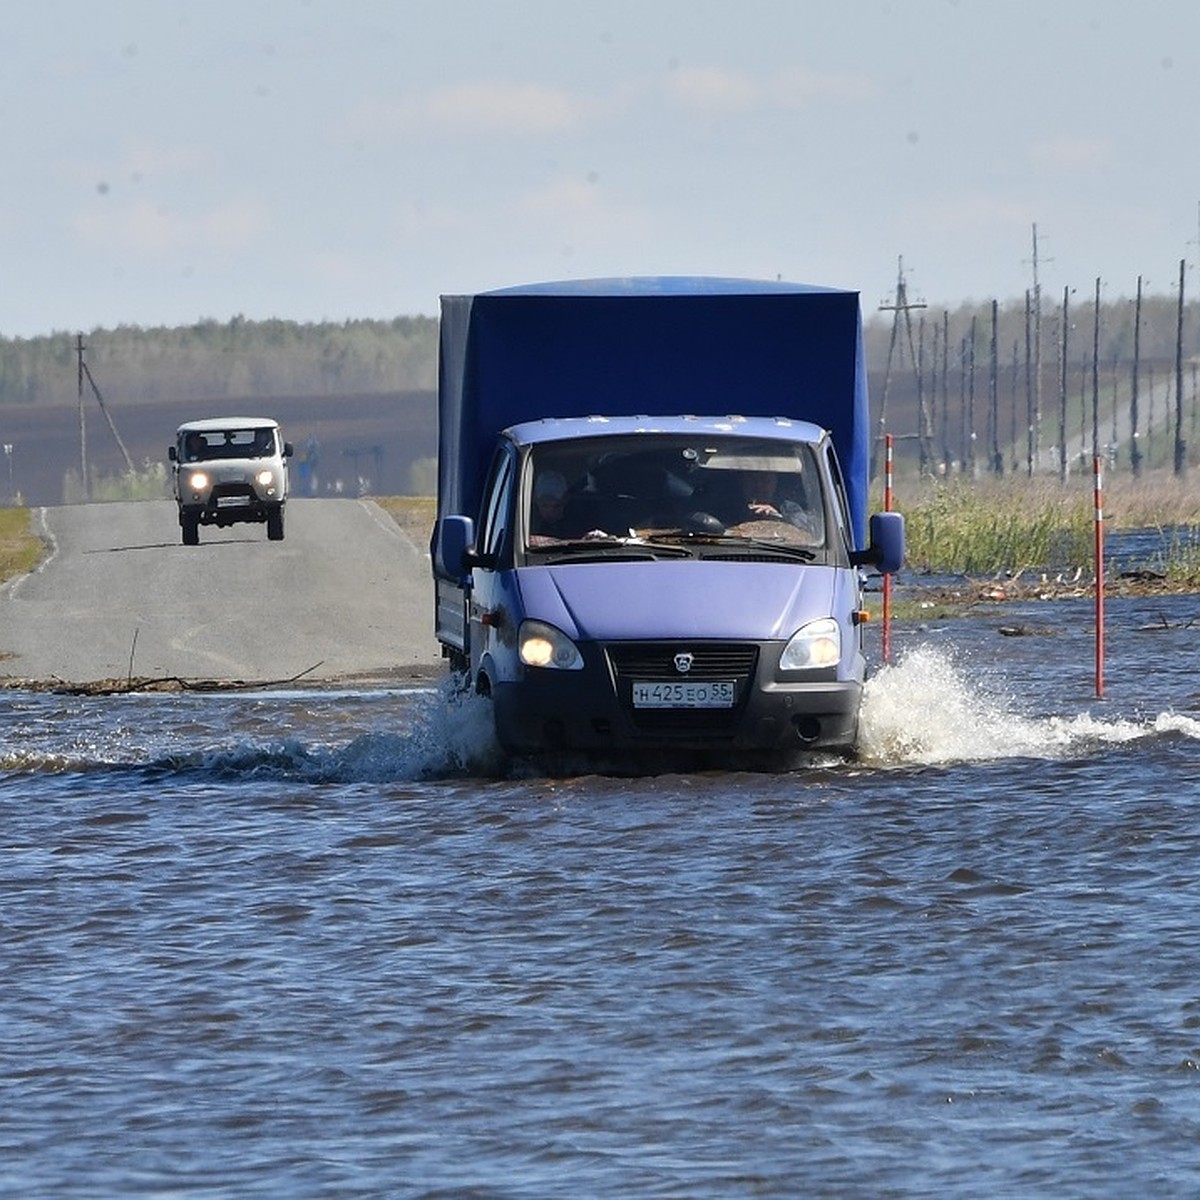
[1094,454,1105,699]
[1131,275,1143,477]
[989,299,1001,473]
[967,315,977,478]
[1024,290,1034,475]
[1175,257,1187,476]
[1031,224,1044,469]
[1058,286,1070,481]
[76,333,88,500]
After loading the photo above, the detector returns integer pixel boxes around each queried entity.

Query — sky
[4,0,1200,338]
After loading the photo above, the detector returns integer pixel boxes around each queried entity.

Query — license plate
[216,496,250,507]
[632,679,736,709]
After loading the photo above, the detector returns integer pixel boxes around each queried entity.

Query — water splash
[0,678,508,783]
[326,679,507,781]
[857,642,1192,767]
[189,677,508,782]
[7,653,1200,782]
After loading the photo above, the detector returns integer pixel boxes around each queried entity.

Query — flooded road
[4,592,1200,1197]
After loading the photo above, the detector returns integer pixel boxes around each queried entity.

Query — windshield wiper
[529,534,694,561]
[668,533,818,561]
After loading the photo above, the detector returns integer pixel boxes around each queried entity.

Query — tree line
[0,315,438,407]
[4,293,1200,481]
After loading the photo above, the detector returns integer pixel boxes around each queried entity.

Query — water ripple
[5,607,1200,1194]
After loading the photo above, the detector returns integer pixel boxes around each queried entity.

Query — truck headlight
[518,620,584,670]
[780,617,841,670]
[187,471,209,490]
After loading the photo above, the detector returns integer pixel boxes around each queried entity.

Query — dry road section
[0,499,443,686]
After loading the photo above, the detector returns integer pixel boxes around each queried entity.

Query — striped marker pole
[882,434,894,662]
[1094,455,1105,699]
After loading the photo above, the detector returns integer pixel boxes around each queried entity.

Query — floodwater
[5,591,1200,1198]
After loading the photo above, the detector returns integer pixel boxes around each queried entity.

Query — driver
[529,471,574,543]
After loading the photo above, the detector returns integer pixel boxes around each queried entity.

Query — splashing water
[7,650,1200,783]
[192,677,509,782]
[857,642,1200,767]
[326,679,507,781]
[0,677,509,783]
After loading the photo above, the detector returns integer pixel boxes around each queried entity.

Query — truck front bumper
[491,639,861,757]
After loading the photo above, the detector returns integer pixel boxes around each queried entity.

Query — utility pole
[1175,257,1187,476]
[76,334,89,500]
[988,299,1001,473]
[941,310,951,471]
[1025,223,1051,470]
[1058,286,1070,482]
[1010,340,1019,474]
[875,256,930,477]
[1024,290,1034,475]
[1131,275,1143,478]
[76,334,135,481]
[967,315,978,478]
[929,317,941,474]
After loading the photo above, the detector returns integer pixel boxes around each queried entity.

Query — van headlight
[518,620,584,670]
[256,469,274,487]
[187,471,209,491]
[780,617,841,670]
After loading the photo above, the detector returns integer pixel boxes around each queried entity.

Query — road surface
[0,499,444,685]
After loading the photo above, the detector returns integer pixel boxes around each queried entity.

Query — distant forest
[0,315,438,407]
[3,290,1200,478]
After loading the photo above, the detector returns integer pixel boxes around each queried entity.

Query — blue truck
[431,277,903,762]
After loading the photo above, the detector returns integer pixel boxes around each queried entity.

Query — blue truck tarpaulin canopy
[437,276,870,543]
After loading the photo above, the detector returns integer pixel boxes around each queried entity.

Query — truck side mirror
[850,511,905,575]
[437,514,477,578]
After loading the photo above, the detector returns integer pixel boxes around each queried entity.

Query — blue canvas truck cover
[435,276,870,558]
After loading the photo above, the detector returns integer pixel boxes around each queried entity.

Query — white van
[168,417,292,545]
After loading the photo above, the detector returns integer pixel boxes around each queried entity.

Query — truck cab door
[467,446,518,679]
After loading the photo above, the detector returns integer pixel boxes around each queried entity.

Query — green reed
[897,481,1093,576]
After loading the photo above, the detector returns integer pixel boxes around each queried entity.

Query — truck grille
[606,642,759,734]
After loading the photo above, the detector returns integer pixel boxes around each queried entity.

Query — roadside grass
[891,469,1200,581]
[371,495,435,544]
[897,478,1092,576]
[0,508,45,586]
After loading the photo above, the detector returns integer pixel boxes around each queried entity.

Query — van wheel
[181,515,200,546]
[266,508,285,541]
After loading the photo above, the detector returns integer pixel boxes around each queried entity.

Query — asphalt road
[0,499,444,685]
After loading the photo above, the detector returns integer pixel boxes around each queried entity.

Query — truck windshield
[524,435,826,551]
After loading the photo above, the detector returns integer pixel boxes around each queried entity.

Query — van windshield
[182,428,276,462]
[525,435,826,550]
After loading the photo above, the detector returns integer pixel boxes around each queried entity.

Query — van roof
[175,417,279,434]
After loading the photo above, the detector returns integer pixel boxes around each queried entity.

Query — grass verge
[0,508,44,586]
[371,495,435,543]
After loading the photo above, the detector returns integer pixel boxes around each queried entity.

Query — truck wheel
[267,507,285,541]
[181,514,200,546]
